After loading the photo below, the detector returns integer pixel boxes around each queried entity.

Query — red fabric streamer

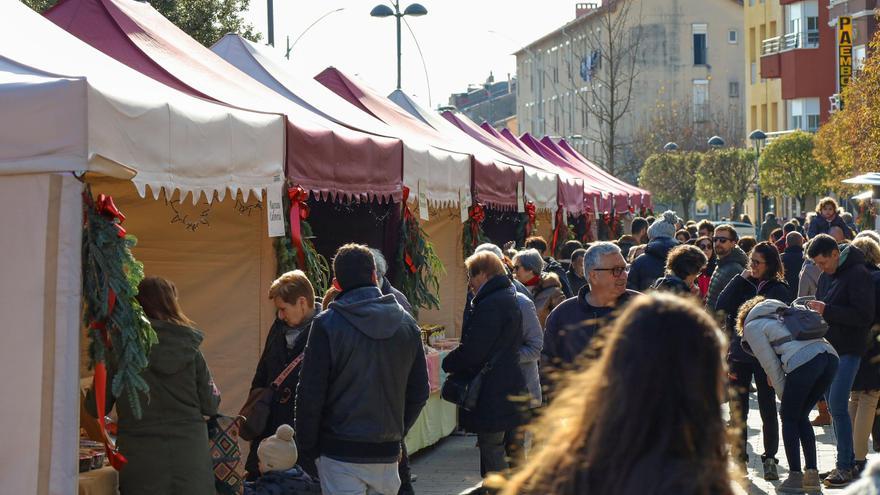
[287,186,310,269]
[524,202,536,238]
[91,287,127,470]
[468,203,486,252]
[400,187,419,274]
[551,207,564,255]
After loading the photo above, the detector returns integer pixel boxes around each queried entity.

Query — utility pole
[267,0,274,46]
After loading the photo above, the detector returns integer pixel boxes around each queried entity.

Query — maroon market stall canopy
[46,0,403,202]
[314,67,533,211]
[441,110,590,214]
[551,138,652,209]
[210,35,476,209]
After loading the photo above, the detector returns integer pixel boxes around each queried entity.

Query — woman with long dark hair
[495,293,734,495]
[87,276,220,495]
[716,241,792,479]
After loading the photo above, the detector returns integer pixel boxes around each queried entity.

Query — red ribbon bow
[287,186,310,268]
[469,203,485,224]
[96,194,127,238]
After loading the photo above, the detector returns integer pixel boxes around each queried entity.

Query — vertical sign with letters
[839,16,853,92]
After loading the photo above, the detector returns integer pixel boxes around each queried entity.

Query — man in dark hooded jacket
[627,211,680,291]
[295,244,429,495]
[807,235,876,487]
[781,232,805,301]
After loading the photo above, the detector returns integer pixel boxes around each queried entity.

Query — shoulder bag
[441,352,502,411]
[238,353,304,442]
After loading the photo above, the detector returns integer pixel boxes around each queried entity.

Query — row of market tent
[0,0,649,493]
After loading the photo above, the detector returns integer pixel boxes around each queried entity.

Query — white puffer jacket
[741,299,837,399]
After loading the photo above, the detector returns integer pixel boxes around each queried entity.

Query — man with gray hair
[370,248,413,317]
[542,242,640,381]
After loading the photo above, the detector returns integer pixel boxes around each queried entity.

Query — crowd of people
[85,195,880,495]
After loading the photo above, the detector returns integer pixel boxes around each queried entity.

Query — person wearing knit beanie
[257,424,298,473]
[647,210,680,241]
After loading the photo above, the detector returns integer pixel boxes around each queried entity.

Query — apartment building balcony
[760,30,819,78]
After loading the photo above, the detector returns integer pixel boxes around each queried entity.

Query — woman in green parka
[87,276,220,495]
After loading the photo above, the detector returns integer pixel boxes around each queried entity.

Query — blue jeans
[827,354,861,470]
[780,352,838,472]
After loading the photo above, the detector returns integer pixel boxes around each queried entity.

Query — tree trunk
[681,197,691,221]
[731,199,743,220]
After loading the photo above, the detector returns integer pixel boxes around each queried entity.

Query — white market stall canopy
[0,0,285,202]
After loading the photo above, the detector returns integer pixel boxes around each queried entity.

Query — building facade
[448,73,517,129]
[745,0,785,135]
[515,0,745,179]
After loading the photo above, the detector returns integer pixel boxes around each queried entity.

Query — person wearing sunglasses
[695,236,715,300]
[716,241,793,480]
[542,242,640,385]
[706,225,749,312]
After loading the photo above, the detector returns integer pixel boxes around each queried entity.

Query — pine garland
[395,200,445,318]
[82,187,157,419]
[462,203,490,259]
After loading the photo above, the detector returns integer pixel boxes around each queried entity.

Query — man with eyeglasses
[706,225,748,312]
[541,242,640,387]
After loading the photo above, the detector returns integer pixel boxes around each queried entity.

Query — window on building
[855,45,867,72]
[750,63,757,85]
[729,81,740,98]
[771,102,779,131]
[729,30,738,44]
[693,24,708,65]
[787,97,820,131]
[693,79,709,122]
[784,1,819,48]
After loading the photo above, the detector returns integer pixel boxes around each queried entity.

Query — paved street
[411,396,869,494]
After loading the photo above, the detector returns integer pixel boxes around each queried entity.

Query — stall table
[404,348,458,454]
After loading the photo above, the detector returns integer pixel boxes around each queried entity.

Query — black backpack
[759,298,828,346]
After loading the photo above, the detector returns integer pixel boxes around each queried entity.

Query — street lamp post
[370,1,428,90]
[749,129,767,223]
[707,136,725,219]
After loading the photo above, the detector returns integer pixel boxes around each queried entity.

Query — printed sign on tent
[267,175,285,237]
[459,188,472,223]
[517,182,525,213]
[418,179,429,221]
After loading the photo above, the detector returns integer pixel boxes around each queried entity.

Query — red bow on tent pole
[401,187,418,274]
[468,202,485,252]
[551,207,564,255]
[524,202,536,238]
[89,289,128,471]
[287,186,310,269]
[96,194,126,238]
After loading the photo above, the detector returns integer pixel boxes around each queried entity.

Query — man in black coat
[566,248,588,295]
[246,271,321,480]
[442,252,526,478]
[781,232,805,301]
[295,244,429,495]
[627,211,680,291]
[806,235,876,487]
[543,242,639,377]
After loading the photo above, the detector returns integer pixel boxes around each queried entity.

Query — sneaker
[823,468,853,488]
[763,457,780,481]
[804,469,821,493]
[779,471,806,494]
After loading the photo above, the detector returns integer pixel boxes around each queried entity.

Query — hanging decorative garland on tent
[515,201,537,246]
[395,187,445,318]
[277,186,330,294]
[550,207,568,256]
[463,202,490,259]
[82,187,158,469]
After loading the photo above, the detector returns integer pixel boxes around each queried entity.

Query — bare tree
[570,0,645,176]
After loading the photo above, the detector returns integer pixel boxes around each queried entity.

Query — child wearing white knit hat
[244,425,321,495]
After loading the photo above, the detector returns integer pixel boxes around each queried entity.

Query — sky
[243,1,582,110]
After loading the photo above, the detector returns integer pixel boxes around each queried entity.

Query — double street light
[370,1,428,90]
